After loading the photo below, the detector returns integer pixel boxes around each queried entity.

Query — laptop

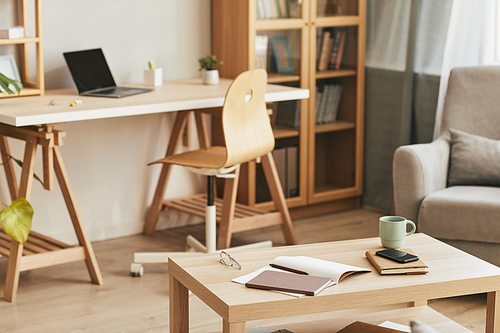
[63,48,153,98]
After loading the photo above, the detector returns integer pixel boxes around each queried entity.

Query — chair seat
[150,146,227,169]
[419,186,500,244]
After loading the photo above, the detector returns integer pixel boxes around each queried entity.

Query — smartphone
[375,248,419,263]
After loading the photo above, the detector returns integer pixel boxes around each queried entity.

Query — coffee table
[168,234,500,332]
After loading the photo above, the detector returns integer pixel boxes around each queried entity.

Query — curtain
[363,0,453,213]
[433,0,497,138]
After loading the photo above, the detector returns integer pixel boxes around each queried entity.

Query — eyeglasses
[220,251,241,270]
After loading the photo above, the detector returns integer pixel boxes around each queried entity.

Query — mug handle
[406,220,416,236]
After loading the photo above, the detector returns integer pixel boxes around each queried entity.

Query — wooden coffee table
[168,234,500,332]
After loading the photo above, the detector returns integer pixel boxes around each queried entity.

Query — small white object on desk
[0,26,24,39]
[144,60,162,86]
[144,68,163,86]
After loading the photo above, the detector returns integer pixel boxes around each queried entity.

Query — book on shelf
[271,145,299,199]
[365,249,429,275]
[315,83,342,125]
[327,30,342,69]
[317,30,333,71]
[286,146,298,198]
[273,147,287,197]
[256,0,290,19]
[334,30,347,69]
[255,35,269,70]
[233,256,370,297]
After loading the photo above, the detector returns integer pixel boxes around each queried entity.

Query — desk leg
[487,291,500,333]
[223,320,246,333]
[4,135,37,302]
[53,146,103,285]
[169,273,189,333]
[261,152,297,245]
[144,111,189,235]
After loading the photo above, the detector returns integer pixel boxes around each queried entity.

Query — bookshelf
[0,0,44,98]
[212,0,366,217]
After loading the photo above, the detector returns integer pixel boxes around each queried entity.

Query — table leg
[487,291,500,333]
[223,320,246,333]
[169,273,189,333]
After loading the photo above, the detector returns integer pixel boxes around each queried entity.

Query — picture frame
[271,37,294,73]
[0,54,21,93]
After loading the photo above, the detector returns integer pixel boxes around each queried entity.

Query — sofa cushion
[418,186,500,244]
[448,128,500,186]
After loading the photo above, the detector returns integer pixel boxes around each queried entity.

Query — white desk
[0,78,309,302]
[0,78,309,126]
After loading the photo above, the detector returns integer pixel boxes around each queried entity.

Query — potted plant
[0,72,22,95]
[198,55,223,85]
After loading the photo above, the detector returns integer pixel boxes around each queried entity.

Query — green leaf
[0,73,22,95]
[0,197,33,243]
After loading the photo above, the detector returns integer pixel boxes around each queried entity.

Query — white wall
[0,0,211,244]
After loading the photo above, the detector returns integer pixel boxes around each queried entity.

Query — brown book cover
[365,249,429,275]
[245,270,332,296]
[338,321,405,332]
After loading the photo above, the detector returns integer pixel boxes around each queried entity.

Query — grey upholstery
[393,66,500,266]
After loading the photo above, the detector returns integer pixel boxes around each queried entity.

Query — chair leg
[261,152,297,245]
[217,167,240,250]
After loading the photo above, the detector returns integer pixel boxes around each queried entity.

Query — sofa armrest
[393,137,450,224]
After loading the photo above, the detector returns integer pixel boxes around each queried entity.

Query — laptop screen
[63,48,116,93]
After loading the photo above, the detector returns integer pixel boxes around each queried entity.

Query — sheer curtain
[433,0,497,138]
[363,0,452,213]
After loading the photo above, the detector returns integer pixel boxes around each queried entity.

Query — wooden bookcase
[213,0,366,217]
[0,0,44,98]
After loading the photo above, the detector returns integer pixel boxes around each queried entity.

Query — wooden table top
[0,78,310,127]
[168,233,500,323]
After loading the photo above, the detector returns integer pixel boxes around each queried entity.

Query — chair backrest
[439,66,500,139]
[221,69,275,168]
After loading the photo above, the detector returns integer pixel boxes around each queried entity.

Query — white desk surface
[0,78,310,127]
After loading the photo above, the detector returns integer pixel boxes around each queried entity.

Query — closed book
[338,321,405,332]
[334,31,346,69]
[317,30,332,71]
[365,249,429,275]
[245,270,332,296]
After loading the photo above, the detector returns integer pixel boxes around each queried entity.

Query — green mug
[379,216,416,248]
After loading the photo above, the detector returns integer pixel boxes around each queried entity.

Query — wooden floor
[0,209,487,332]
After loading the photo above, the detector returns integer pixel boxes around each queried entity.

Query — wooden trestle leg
[0,124,103,302]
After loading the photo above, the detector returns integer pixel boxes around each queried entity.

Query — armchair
[393,66,500,266]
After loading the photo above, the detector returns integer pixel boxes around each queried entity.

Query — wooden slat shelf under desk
[163,194,282,234]
[0,229,86,272]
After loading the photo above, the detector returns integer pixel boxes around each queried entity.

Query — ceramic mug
[379,216,416,248]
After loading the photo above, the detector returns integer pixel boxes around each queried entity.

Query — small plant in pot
[198,55,223,85]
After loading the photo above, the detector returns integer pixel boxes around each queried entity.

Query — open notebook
[233,256,371,297]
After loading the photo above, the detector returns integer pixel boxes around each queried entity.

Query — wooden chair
[131,69,297,275]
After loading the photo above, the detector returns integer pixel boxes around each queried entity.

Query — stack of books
[317,28,346,71]
[256,0,291,19]
[315,84,342,125]
[255,35,269,70]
